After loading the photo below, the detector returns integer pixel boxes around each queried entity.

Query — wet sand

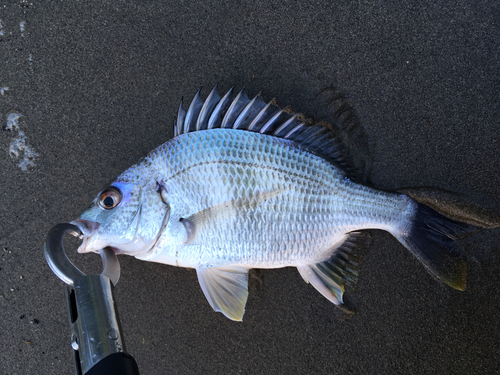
[1,2,499,374]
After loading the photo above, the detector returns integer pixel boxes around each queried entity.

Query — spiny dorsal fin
[197,85,220,131]
[184,88,203,134]
[174,86,360,180]
[297,231,371,304]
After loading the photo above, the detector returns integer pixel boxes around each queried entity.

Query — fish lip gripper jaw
[44,223,140,375]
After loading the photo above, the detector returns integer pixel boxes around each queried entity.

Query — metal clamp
[44,223,120,286]
[44,223,132,375]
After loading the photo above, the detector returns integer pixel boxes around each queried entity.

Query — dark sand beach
[1,1,499,374]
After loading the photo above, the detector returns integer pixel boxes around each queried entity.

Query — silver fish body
[73,86,468,321]
[137,129,413,268]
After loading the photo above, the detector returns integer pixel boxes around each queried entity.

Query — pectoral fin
[196,266,249,321]
[182,189,285,244]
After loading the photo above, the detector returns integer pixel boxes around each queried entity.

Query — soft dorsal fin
[173,86,359,179]
[297,231,371,304]
[196,266,249,321]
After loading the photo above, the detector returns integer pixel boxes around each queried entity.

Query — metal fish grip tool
[44,223,140,375]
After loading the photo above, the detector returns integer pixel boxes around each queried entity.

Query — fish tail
[395,202,470,291]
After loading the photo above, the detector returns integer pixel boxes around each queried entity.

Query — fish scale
[74,86,470,321]
[144,128,411,269]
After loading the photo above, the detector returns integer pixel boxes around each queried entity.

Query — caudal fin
[395,203,471,291]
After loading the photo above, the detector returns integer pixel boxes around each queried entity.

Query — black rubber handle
[85,352,140,375]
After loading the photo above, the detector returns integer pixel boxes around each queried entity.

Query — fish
[71,85,470,321]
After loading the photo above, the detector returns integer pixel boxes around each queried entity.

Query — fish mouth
[70,201,169,256]
[69,215,156,256]
[70,219,102,253]
[70,218,137,254]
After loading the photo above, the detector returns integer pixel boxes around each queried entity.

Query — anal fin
[196,266,249,321]
[297,232,370,304]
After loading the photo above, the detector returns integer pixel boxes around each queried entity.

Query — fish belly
[146,129,413,269]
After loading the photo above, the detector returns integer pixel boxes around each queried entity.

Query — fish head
[72,175,169,256]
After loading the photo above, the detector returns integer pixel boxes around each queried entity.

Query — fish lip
[70,218,100,236]
[69,200,159,256]
[69,215,150,256]
[69,219,100,253]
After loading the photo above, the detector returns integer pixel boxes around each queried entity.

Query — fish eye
[99,186,122,210]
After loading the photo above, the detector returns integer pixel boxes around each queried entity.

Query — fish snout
[69,219,101,253]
